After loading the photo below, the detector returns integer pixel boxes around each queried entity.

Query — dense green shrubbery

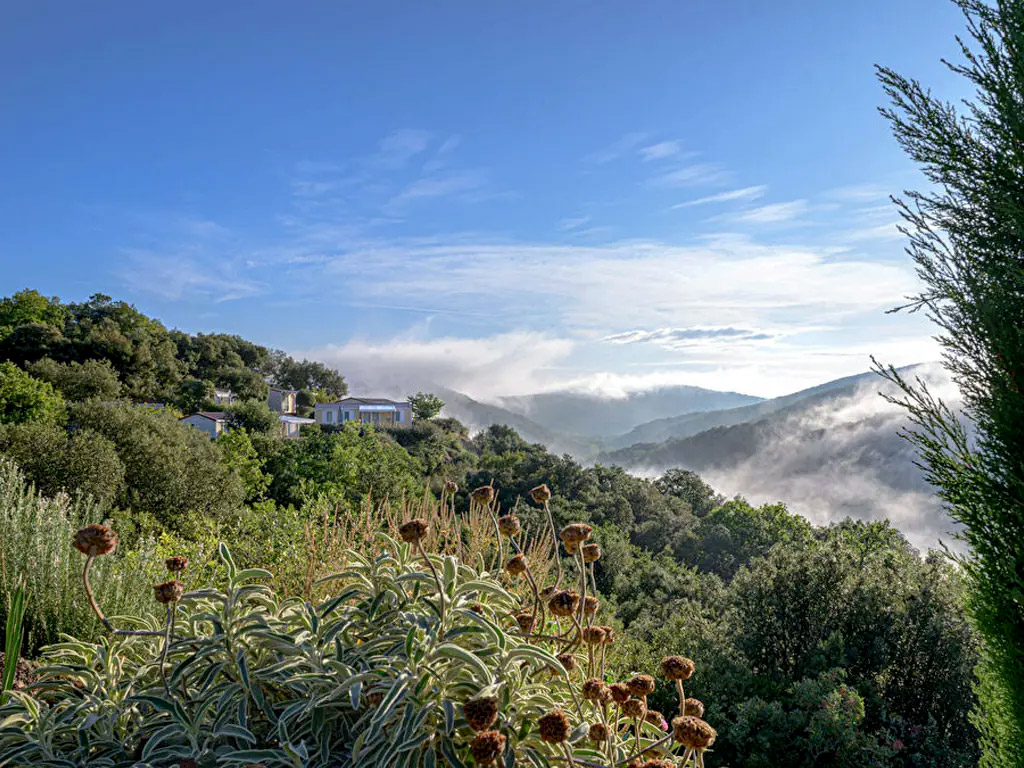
[0,460,159,652]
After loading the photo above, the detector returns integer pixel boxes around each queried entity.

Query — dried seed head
[581,626,606,645]
[627,674,656,698]
[564,539,580,555]
[599,625,616,644]
[548,589,580,617]
[609,682,630,703]
[529,484,551,504]
[671,716,716,750]
[621,698,647,719]
[497,514,521,537]
[367,691,383,707]
[165,555,188,573]
[463,696,499,732]
[537,709,570,743]
[583,596,600,615]
[471,485,495,505]
[153,580,184,604]
[505,554,528,577]
[660,656,695,681]
[470,602,485,615]
[559,523,593,546]
[582,678,607,702]
[515,612,535,634]
[581,543,601,563]
[556,653,577,672]
[683,698,705,717]
[645,709,668,730]
[540,585,557,599]
[588,722,608,743]
[398,518,428,544]
[470,730,505,766]
[444,479,459,494]
[73,524,118,556]
[637,760,674,768]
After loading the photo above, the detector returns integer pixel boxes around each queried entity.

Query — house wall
[314,403,413,427]
[180,414,223,439]
[268,390,296,414]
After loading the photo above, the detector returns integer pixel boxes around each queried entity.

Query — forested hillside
[0,288,978,765]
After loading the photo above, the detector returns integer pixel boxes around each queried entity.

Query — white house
[314,397,413,428]
[279,414,314,439]
[180,411,229,439]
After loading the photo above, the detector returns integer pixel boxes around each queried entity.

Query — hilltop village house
[314,397,413,428]
[180,388,412,439]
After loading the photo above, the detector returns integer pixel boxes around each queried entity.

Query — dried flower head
[645,709,669,731]
[560,523,593,546]
[471,485,495,505]
[637,760,674,768]
[588,722,608,743]
[564,539,580,555]
[582,678,607,702]
[581,543,601,563]
[73,524,118,556]
[497,514,521,537]
[470,730,505,766]
[548,589,580,617]
[540,585,557,599]
[398,518,428,544]
[515,612,535,634]
[599,625,616,644]
[627,674,656,698]
[463,696,499,732]
[582,626,606,645]
[470,602,485,615]
[529,484,551,504]
[671,716,717,750]
[165,555,188,573]
[621,698,647,719]
[367,691,383,707]
[684,698,705,717]
[556,653,577,672]
[609,682,630,703]
[443,479,459,494]
[537,709,570,743]
[583,595,600,615]
[660,656,695,681]
[153,580,184,604]
[505,554,528,577]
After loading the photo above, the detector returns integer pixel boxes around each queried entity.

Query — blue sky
[0,1,969,397]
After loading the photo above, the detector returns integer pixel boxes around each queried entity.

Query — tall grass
[0,459,158,653]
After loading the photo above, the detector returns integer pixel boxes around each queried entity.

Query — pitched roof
[316,397,410,406]
[184,411,228,422]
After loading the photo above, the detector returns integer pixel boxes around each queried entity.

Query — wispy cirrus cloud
[717,199,809,224]
[672,185,768,208]
[582,132,651,165]
[639,141,681,161]
[651,162,729,187]
[604,326,776,348]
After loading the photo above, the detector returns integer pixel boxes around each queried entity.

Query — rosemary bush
[0,459,158,652]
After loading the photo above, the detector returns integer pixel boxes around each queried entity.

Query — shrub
[0,459,158,653]
[0,495,721,766]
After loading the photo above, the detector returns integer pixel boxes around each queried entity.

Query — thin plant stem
[81,552,114,632]
[158,603,173,696]
[616,734,673,766]
[676,679,686,716]
[575,550,587,637]
[560,740,576,766]
[544,501,562,587]
[414,540,446,626]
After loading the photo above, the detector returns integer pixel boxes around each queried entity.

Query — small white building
[279,414,314,439]
[180,411,229,439]
[314,397,413,428]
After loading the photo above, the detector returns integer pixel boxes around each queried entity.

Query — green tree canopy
[0,362,65,425]
[409,392,444,420]
[27,357,122,402]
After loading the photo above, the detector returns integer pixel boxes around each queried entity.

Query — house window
[344,410,354,421]
[325,410,333,423]
[395,410,402,423]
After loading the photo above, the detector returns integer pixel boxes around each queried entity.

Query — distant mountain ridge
[495,385,762,438]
